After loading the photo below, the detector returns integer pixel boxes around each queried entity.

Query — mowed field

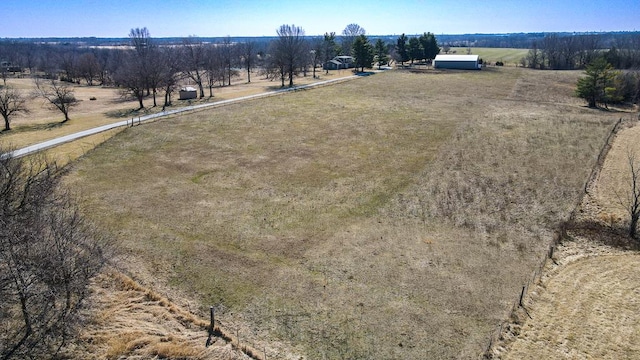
[62,67,622,359]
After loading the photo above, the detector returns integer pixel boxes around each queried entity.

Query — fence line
[483,117,628,358]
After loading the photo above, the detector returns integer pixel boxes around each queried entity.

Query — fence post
[205,306,215,347]
[519,286,526,307]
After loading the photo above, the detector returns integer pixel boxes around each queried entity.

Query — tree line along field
[62,66,623,359]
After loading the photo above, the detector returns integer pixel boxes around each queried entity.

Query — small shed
[433,55,481,70]
[179,87,197,100]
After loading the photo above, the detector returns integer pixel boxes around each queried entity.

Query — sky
[2,0,639,38]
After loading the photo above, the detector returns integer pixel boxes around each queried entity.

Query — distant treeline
[3,31,638,48]
[523,32,640,70]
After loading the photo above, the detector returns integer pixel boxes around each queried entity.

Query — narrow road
[4,74,363,159]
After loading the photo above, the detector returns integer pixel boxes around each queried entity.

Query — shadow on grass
[568,219,640,251]
[104,107,152,119]
[3,121,64,134]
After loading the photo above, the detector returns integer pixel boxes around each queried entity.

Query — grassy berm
[64,67,621,359]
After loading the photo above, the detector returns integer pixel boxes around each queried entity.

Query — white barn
[433,55,481,70]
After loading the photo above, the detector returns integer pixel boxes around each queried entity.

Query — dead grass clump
[149,340,205,359]
[105,331,146,359]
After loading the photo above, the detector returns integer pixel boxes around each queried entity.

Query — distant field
[449,47,530,65]
[63,67,620,359]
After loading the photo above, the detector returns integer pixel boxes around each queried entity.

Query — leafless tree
[240,40,257,83]
[113,52,147,109]
[219,37,238,87]
[617,150,640,239]
[158,47,182,109]
[34,78,79,123]
[180,37,207,98]
[0,86,28,131]
[203,45,223,97]
[341,23,366,56]
[273,24,307,87]
[77,52,101,86]
[0,150,110,360]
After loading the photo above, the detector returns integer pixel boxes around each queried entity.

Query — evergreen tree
[374,39,389,69]
[419,32,440,61]
[396,34,409,66]
[408,37,422,64]
[576,57,619,108]
[352,35,374,72]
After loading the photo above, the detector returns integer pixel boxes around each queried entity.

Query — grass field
[62,67,622,359]
[0,69,352,165]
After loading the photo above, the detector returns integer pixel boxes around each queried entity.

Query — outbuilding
[179,87,198,100]
[323,56,355,70]
[433,55,481,70]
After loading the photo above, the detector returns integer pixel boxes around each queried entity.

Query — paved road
[4,74,362,159]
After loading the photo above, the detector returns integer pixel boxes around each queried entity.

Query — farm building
[433,55,481,70]
[179,87,197,100]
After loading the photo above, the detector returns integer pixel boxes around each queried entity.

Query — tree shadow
[104,108,149,119]
[6,121,64,134]
[568,219,640,251]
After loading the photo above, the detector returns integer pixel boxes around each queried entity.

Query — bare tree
[0,86,28,131]
[77,52,101,86]
[0,150,110,359]
[203,45,223,97]
[310,44,322,79]
[113,52,147,109]
[158,47,182,109]
[341,23,366,56]
[273,24,307,87]
[34,78,79,123]
[240,40,256,83]
[219,36,238,87]
[617,150,640,239]
[180,37,207,98]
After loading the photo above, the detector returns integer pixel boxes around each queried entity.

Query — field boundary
[483,116,630,358]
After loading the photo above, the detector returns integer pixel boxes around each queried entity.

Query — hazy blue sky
[3,0,639,38]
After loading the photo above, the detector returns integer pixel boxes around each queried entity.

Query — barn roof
[434,54,479,62]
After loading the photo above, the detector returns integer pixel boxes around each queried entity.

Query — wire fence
[483,117,627,358]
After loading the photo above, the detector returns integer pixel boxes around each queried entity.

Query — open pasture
[64,67,621,359]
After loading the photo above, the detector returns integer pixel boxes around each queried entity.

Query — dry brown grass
[64,270,258,360]
[63,67,624,359]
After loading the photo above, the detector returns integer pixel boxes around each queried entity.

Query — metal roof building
[433,55,481,70]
